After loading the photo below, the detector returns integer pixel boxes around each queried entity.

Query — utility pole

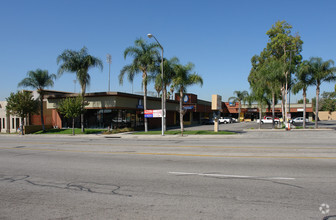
[106,54,112,92]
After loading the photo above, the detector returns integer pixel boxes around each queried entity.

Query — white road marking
[168,172,295,180]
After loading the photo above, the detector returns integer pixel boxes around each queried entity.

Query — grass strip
[134,130,235,135]
[33,128,106,135]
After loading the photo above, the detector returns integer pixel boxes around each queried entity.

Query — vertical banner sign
[211,95,222,111]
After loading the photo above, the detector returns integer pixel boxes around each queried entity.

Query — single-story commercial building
[45,91,180,130]
[175,93,212,125]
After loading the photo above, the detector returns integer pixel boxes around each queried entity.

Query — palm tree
[292,61,314,129]
[170,85,175,100]
[119,38,160,132]
[172,63,203,136]
[18,69,56,132]
[57,46,103,132]
[161,57,179,99]
[309,57,336,128]
[228,90,248,122]
[154,75,162,97]
[151,57,179,130]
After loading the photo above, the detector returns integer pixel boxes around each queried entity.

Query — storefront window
[61,109,145,130]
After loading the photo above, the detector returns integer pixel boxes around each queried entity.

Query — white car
[256,116,280,124]
[290,117,308,123]
[214,117,231,124]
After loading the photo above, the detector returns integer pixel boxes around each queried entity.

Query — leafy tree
[297,99,310,104]
[57,96,85,135]
[119,38,160,132]
[309,57,336,128]
[6,91,39,135]
[248,55,280,128]
[249,89,270,129]
[292,61,314,128]
[57,46,103,132]
[258,58,283,128]
[228,90,249,123]
[172,63,203,136]
[320,92,336,113]
[18,69,56,132]
[250,20,303,122]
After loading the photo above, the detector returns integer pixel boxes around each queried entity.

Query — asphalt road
[1,130,336,219]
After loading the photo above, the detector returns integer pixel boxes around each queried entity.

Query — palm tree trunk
[40,95,45,132]
[272,92,275,129]
[281,88,285,124]
[303,89,306,129]
[180,89,184,136]
[285,72,288,124]
[315,85,320,129]
[72,117,75,135]
[144,75,148,132]
[238,101,241,123]
[81,86,86,133]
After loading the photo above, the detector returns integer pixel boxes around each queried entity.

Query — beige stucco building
[0,101,25,133]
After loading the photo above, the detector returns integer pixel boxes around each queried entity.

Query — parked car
[217,117,232,124]
[290,117,308,124]
[201,118,214,125]
[256,116,280,124]
[231,117,238,123]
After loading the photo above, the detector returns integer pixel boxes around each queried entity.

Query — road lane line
[168,172,296,180]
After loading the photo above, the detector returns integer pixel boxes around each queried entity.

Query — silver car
[290,117,308,123]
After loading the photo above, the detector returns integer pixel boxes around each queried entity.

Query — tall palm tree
[161,57,179,99]
[18,69,56,132]
[119,38,160,132]
[309,57,336,128]
[292,61,314,129]
[57,46,103,132]
[172,63,203,136]
[154,75,162,97]
[151,57,179,130]
[228,90,249,122]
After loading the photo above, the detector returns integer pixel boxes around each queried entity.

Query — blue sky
[1,0,335,102]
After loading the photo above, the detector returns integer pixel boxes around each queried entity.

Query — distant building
[222,102,314,121]
[0,101,24,133]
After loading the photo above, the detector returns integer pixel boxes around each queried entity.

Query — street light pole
[106,54,112,92]
[147,33,165,136]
